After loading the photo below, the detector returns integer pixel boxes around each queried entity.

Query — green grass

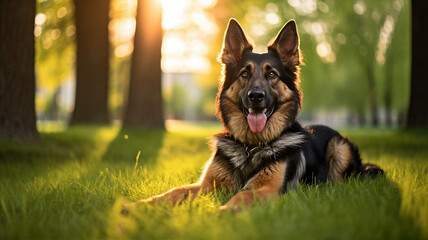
[0,122,427,239]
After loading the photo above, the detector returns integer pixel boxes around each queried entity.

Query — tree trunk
[71,0,110,125]
[366,63,379,126]
[407,0,428,127]
[0,1,39,141]
[123,0,164,129]
[384,54,393,127]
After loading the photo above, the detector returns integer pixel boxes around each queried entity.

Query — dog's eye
[268,71,277,79]
[241,71,249,78]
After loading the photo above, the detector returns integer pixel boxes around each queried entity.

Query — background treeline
[34,0,411,126]
[1,0,426,142]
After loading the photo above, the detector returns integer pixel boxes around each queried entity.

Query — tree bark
[123,0,164,129]
[71,0,110,125]
[0,1,39,141]
[407,0,428,127]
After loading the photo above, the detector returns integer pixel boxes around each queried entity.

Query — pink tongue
[247,112,267,133]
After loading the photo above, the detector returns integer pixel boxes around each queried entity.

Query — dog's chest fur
[212,131,307,191]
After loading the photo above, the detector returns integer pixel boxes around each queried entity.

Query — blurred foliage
[109,0,137,119]
[35,0,75,120]
[34,0,411,126]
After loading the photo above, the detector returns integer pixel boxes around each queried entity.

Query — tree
[0,1,39,141]
[123,0,164,129]
[407,0,428,127]
[383,1,410,127]
[70,0,110,124]
[323,1,394,126]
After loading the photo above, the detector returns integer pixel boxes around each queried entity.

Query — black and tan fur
[126,19,383,212]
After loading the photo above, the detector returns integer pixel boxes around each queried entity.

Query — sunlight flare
[161,0,217,73]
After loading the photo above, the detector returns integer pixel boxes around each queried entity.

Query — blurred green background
[35,0,410,127]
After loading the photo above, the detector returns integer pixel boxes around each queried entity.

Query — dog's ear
[220,19,253,64]
[269,20,301,66]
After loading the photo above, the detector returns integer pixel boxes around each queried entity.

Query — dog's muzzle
[242,106,275,134]
[242,88,275,133]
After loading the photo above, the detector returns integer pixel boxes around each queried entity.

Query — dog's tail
[361,163,384,178]
[325,134,384,180]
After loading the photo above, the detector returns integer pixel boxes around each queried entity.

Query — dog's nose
[248,88,265,104]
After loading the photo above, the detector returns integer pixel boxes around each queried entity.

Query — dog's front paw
[121,197,156,215]
[121,205,130,215]
[219,204,242,214]
[121,202,136,215]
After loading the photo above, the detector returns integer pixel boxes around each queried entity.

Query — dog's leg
[219,161,286,211]
[122,183,212,215]
[136,183,208,204]
[138,156,236,204]
[121,183,208,215]
[122,157,234,214]
[219,188,280,211]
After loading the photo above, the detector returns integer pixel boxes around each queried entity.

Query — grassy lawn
[0,122,427,239]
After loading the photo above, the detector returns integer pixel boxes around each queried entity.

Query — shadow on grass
[346,129,428,160]
[0,125,121,184]
[0,125,117,163]
[101,127,165,168]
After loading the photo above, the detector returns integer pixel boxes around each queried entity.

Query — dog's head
[216,19,302,144]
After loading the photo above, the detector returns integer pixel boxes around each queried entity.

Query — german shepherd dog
[127,19,383,211]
